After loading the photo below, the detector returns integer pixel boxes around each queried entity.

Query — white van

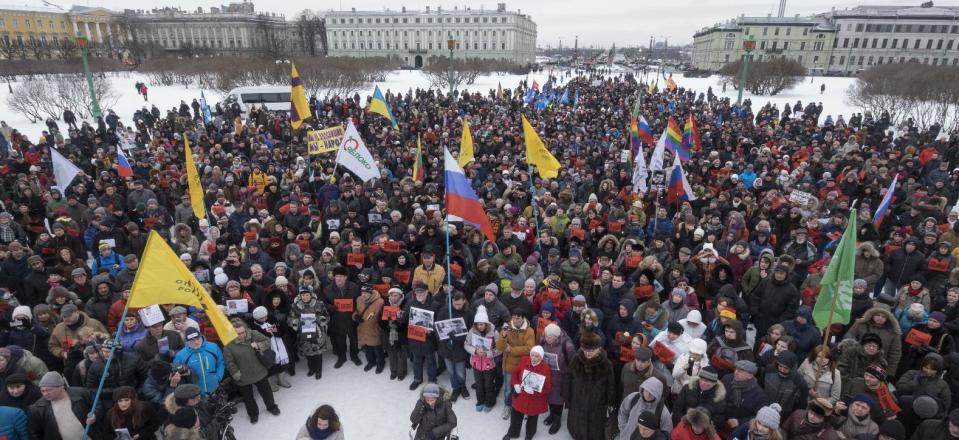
[225,86,291,118]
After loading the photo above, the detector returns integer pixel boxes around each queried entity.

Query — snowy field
[0,68,858,142]
[229,354,577,440]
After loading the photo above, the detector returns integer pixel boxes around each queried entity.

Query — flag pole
[821,280,838,346]
[444,217,453,319]
[527,163,542,253]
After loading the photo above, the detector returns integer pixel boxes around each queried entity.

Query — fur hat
[878,420,906,440]
[580,332,601,350]
[171,407,198,429]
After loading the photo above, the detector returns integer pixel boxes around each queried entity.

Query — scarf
[908,286,923,297]
[306,424,335,440]
[731,378,757,404]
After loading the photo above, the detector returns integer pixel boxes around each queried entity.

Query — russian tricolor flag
[116,145,134,177]
[666,153,696,205]
[873,174,898,227]
[444,147,495,242]
[637,116,655,145]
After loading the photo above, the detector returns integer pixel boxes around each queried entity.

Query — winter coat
[672,352,711,394]
[855,243,884,292]
[288,297,331,356]
[722,376,768,426]
[117,322,147,353]
[0,347,47,384]
[618,378,673,438]
[134,329,184,362]
[560,258,591,288]
[162,393,219,440]
[47,312,107,359]
[895,285,931,312]
[0,405,27,440]
[563,349,616,440]
[401,294,439,356]
[671,408,720,440]
[27,387,102,440]
[834,411,878,440]
[782,316,822,361]
[0,379,40,411]
[781,410,841,440]
[223,326,271,387]
[843,306,903,375]
[673,378,727,426]
[749,276,799,335]
[464,326,500,371]
[621,360,670,404]
[495,318,535,373]
[295,425,345,440]
[171,338,224,395]
[884,244,926,287]
[436,304,473,362]
[541,332,575,406]
[321,280,359,336]
[761,367,809,416]
[354,294,385,347]
[797,360,842,404]
[84,351,147,397]
[510,355,552,416]
[896,367,951,418]
[409,388,457,440]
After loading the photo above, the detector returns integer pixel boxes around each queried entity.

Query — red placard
[625,255,642,268]
[407,324,427,342]
[367,243,381,257]
[651,341,676,364]
[569,228,585,240]
[382,305,400,321]
[334,298,354,313]
[243,231,258,242]
[588,219,602,231]
[347,253,365,268]
[373,283,390,297]
[393,270,411,284]
[450,263,462,278]
[620,345,635,362]
[384,241,402,252]
[905,328,932,346]
[608,221,623,233]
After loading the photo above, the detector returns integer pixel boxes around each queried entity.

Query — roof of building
[0,3,66,14]
[326,6,530,18]
[829,4,959,18]
[695,15,835,37]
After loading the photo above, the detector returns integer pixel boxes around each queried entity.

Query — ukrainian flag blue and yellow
[369,85,398,128]
[290,63,312,129]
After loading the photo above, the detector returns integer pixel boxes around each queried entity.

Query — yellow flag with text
[183,135,206,220]
[522,115,560,179]
[458,118,474,168]
[127,231,237,344]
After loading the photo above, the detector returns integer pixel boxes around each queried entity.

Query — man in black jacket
[322,266,360,368]
[436,290,474,402]
[401,280,440,390]
[28,372,101,440]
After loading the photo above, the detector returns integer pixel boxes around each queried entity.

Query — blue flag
[559,89,569,105]
[524,87,535,104]
[200,91,212,123]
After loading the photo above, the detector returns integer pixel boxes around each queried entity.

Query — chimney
[402,6,406,12]
[351,7,355,12]
[425,5,430,11]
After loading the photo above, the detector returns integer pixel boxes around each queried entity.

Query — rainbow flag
[629,117,641,161]
[664,117,689,162]
[412,134,424,182]
[682,114,701,154]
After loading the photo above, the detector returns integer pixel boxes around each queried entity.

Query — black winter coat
[401,295,439,356]
[28,387,104,440]
[563,349,616,440]
[672,379,727,426]
[322,281,359,334]
[436,305,473,362]
[410,394,457,440]
[884,247,926,287]
[749,277,799,335]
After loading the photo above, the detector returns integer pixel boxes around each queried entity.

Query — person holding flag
[812,210,858,343]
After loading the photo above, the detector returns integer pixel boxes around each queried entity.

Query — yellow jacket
[248,170,268,194]
[413,264,446,296]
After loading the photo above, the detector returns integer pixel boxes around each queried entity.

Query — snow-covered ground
[230,355,576,440]
[0,68,858,143]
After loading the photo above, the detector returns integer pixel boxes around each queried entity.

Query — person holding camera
[141,360,194,405]
[163,384,220,440]
[172,327,224,397]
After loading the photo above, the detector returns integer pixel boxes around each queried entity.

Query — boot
[315,357,323,380]
[544,414,555,426]
[460,386,470,400]
[268,375,279,392]
[334,357,346,369]
[548,417,562,435]
[450,387,461,402]
[276,372,292,388]
[350,354,362,366]
[375,363,385,374]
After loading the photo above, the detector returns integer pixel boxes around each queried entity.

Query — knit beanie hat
[171,407,198,428]
[878,420,906,440]
[544,323,561,339]
[39,372,67,388]
[755,403,782,430]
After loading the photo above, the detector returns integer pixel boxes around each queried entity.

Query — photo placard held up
[434,318,468,340]
[409,307,434,329]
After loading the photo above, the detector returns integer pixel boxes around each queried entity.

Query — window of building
[937,39,944,49]
[483,17,488,23]
[403,18,407,23]
[427,18,432,23]
[856,23,864,32]
[502,42,505,49]
[948,40,954,50]
[376,18,381,23]
[474,42,477,50]
[871,38,877,48]
[802,41,807,50]
[842,38,848,48]
[774,27,779,36]
[783,41,788,50]
[415,18,420,23]
[474,17,479,23]
[926,39,933,49]
[771,41,777,50]
[455,18,460,23]
[933,58,939,65]
[25,20,29,29]
[786,27,790,36]
[914,39,921,49]
[852,38,859,48]
[763,27,768,35]
[882,38,888,48]
[868,56,874,65]
[839,55,845,64]
[760,41,766,50]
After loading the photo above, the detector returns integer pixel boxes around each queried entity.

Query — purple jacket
[540,331,576,405]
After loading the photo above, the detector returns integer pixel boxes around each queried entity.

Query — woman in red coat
[671,407,720,440]
[503,345,552,440]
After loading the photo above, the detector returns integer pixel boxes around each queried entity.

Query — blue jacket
[645,217,673,238]
[90,252,125,278]
[172,339,225,396]
[0,405,28,440]
[118,323,147,353]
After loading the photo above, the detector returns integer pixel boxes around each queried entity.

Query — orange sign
[407,324,427,342]
[384,241,402,252]
[450,263,462,278]
[393,270,411,284]
[347,253,365,268]
[382,305,400,321]
[620,345,635,362]
[608,221,623,233]
[625,255,642,268]
[651,341,676,364]
[569,228,585,240]
[373,283,390,297]
[334,298,354,313]
[905,328,932,346]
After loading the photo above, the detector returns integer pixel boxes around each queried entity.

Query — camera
[175,365,191,376]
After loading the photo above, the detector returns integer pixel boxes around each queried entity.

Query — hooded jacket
[760,351,809,416]
[618,377,673,438]
[843,306,903,376]
[171,336,224,396]
[673,378,727,426]
[409,386,457,440]
[671,407,720,440]
[495,317,535,373]
[855,242,884,292]
[749,274,800,335]
[782,306,822,360]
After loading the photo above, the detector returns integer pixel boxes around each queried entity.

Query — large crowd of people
[0,67,956,440]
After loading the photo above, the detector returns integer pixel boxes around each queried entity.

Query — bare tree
[719,58,805,96]
[295,10,324,56]
[846,63,959,130]
[58,39,79,60]
[256,17,288,60]
[6,78,48,122]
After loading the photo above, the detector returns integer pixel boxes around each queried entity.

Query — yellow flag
[183,135,206,220]
[522,115,560,179]
[458,118,474,168]
[290,63,312,129]
[127,231,238,344]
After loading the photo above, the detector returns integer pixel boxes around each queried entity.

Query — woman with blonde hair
[797,344,842,405]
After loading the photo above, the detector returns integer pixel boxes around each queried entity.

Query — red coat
[670,421,719,440]
[510,356,552,416]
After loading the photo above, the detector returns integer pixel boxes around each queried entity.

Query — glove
[232,372,242,382]
[514,384,522,394]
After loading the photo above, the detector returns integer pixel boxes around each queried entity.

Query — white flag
[649,126,667,173]
[631,140,648,193]
[335,121,379,182]
[51,148,81,194]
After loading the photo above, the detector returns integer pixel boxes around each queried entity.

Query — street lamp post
[76,32,102,120]
[447,34,456,97]
[736,36,756,106]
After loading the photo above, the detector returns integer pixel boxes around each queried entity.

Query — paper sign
[227,299,248,315]
[620,150,630,163]
[306,125,344,155]
[407,324,428,342]
[905,328,932,346]
[651,341,676,364]
[471,333,492,351]
[384,241,402,252]
[625,255,642,268]
[157,336,170,354]
[450,263,462,278]
[347,253,364,268]
[368,213,382,224]
[382,305,400,321]
[373,283,390,297]
[434,317,468,340]
[426,204,440,215]
[588,219,602,230]
[544,352,560,370]
[789,189,815,207]
[609,221,623,233]
[520,370,546,393]
[138,304,166,327]
[394,270,411,284]
[620,345,635,362]
[334,298,354,313]
[300,313,317,333]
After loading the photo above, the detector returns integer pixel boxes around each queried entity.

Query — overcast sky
[59,0,952,45]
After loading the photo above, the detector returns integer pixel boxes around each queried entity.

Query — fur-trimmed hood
[681,407,718,438]
[597,234,621,253]
[857,242,880,259]
[163,424,204,440]
[858,306,901,335]
[686,377,727,402]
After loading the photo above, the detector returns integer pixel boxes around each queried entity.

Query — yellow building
[0,5,125,59]
[0,5,74,58]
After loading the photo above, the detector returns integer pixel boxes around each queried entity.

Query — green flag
[812,209,858,330]
[631,90,642,119]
